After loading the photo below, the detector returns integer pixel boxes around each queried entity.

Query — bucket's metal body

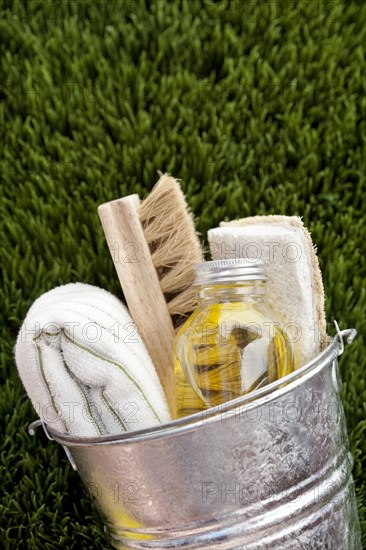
[34,329,361,549]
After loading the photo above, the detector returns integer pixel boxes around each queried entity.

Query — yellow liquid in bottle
[174,297,295,419]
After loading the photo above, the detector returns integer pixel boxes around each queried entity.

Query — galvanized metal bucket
[30,327,361,549]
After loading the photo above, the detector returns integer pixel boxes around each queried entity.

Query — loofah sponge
[208,216,327,367]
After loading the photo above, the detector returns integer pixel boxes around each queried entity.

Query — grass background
[1,0,365,548]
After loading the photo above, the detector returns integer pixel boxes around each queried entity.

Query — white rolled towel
[15,283,171,437]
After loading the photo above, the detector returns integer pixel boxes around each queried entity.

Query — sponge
[208,216,327,366]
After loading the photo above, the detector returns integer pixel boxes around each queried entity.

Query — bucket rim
[42,327,356,447]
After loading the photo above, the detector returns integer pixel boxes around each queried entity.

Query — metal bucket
[30,327,361,549]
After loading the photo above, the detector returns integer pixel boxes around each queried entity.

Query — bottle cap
[193,258,265,285]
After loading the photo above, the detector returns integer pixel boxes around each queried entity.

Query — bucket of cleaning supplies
[29,327,362,549]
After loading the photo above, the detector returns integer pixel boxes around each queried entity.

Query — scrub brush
[98,173,203,415]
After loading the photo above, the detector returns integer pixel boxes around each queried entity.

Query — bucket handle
[27,323,356,469]
[334,322,357,356]
[28,419,78,471]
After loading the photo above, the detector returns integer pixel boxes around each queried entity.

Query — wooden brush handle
[98,195,176,415]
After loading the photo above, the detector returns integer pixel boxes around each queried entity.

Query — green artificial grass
[1,0,365,547]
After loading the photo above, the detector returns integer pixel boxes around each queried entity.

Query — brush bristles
[168,286,198,316]
[138,173,203,326]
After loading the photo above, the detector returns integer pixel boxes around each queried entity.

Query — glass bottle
[174,259,296,418]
